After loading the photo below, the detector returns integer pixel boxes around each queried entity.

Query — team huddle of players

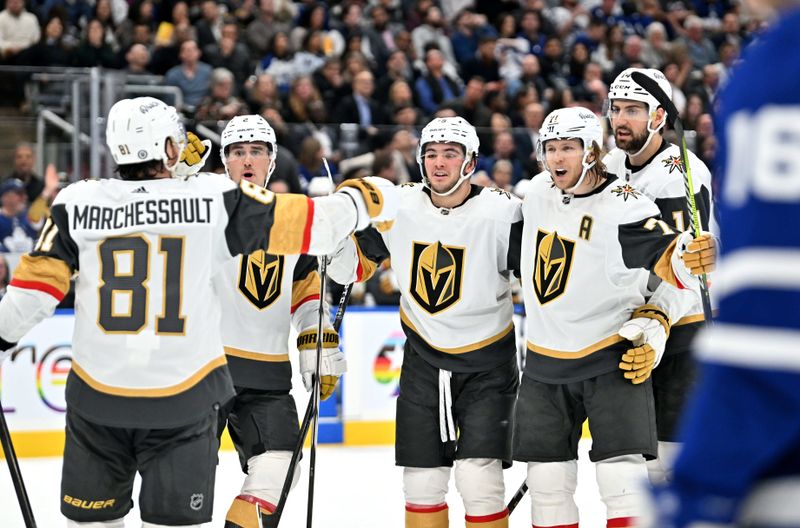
[0,66,718,528]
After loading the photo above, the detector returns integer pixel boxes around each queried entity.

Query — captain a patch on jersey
[533,229,575,305]
[409,241,464,314]
[237,250,284,310]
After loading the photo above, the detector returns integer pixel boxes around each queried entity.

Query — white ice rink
[1,441,609,528]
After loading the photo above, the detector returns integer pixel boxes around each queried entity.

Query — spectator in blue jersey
[654,1,800,527]
[0,179,37,253]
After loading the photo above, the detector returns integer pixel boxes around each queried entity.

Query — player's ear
[165,137,179,165]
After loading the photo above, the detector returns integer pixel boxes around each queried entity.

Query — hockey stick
[266,160,353,528]
[0,397,37,527]
[630,71,713,323]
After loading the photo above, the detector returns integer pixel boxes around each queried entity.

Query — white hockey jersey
[216,251,328,390]
[519,173,685,383]
[604,142,715,353]
[352,184,523,373]
[0,174,349,428]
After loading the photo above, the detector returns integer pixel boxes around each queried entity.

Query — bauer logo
[533,230,575,305]
[237,250,284,310]
[409,241,465,314]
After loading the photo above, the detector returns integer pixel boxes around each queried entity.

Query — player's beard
[615,126,649,155]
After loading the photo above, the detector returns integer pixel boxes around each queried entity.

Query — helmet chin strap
[628,112,666,159]
[563,150,597,195]
[426,156,474,198]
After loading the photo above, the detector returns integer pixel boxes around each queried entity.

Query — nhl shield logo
[409,241,465,314]
[238,250,284,309]
[533,230,575,305]
[189,493,203,511]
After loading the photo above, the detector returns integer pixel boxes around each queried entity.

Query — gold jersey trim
[70,356,228,397]
[224,346,290,363]
[527,334,625,359]
[12,254,72,296]
[266,194,311,254]
[653,236,680,288]
[400,308,514,354]
[674,313,705,326]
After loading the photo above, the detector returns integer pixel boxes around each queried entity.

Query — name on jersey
[72,198,214,231]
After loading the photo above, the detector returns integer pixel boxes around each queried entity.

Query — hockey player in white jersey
[604,67,716,484]
[212,115,346,527]
[0,97,396,528]
[328,117,522,528]
[511,107,715,528]
[654,1,800,526]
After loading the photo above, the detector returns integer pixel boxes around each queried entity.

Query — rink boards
[0,307,528,458]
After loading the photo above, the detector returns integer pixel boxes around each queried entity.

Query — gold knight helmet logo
[238,250,284,309]
[533,230,575,305]
[410,241,465,314]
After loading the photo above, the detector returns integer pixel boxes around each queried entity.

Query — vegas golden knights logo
[533,230,575,305]
[238,250,284,310]
[409,241,465,314]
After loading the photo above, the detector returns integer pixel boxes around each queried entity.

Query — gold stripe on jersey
[400,308,514,354]
[12,254,72,297]
[653,236,680,288]
[527,333,625,359]
[674,313,705,326]
[355,235,378,281]
[224,346,290,363]
[266,194,311,254]
[70,356,228,397]
[292,270,320,310]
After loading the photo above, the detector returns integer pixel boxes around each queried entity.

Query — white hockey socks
[225,450,299,528]
[527,460,579,528]
[596,454,649,527]
[455,458,508,527]
[404,466,450,528]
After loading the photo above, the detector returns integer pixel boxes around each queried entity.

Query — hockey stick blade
[630,72,679,129]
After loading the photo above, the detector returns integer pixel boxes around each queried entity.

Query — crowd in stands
[0,0,766,303]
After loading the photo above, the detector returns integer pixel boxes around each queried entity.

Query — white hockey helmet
[607,68,672,156]
[537,106,604,194]
[416,116,480,197]
[105,97,186,173]
[220,115,278,185]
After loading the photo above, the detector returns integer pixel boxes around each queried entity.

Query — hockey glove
[618,304,670,384]
[175,132,212,177]
[676,231,716,276]
[297,327,347,400]
[336,176,399,232]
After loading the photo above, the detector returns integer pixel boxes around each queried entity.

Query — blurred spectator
[389,129,419,184]
[372,148,398,184]
[567,42,591,86]
[571,61,607,113]
[258,31,295,93]
[447,76,492,148]
[72,19,119,68]
[246,73,280,114]
[203,21,251,87]
[683,92,704,131]
[663,60,689,114]
[514,54,549,101]
[682,15,717,70]
[333,69,387,128]
[164,39,212,110]
[18,14,71,66]
[246,0,293,61]
[368,4,402,60]
[462,32,502,90]
[282,75,323,123]
[115,2,155,51]
[5,142,42,203]
[450,9,481,63]
[150,23,194,75]
[27,163,60,228]
[124,43,151,73]
[411,6,456,70]
[716,41,739,86]
[297,136,326,186]
[387,80,416,112]
[195,0,224,50]
[712,12,746,51]
[540,36,568,90]
[92,0,123,52]
[393,29,416,68]
[514,101,545,175]
[693,63,721,111]
[292,31,326,78]
[491,159,514,191]
[0,179,37,253]
[610,34,645,80]
[518,9,548,56]
[414,48,461,115]
[376,49,413,105]
[641,21,670,69]
[195,68,246,121]
[313,57,346,112]
[290,2,343,58]
[592,23,624,78]
[477,129,523,184]
[0,0,40,62]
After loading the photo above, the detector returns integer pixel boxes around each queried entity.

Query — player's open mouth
[554,169,568,177]
[242,171,255,179]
